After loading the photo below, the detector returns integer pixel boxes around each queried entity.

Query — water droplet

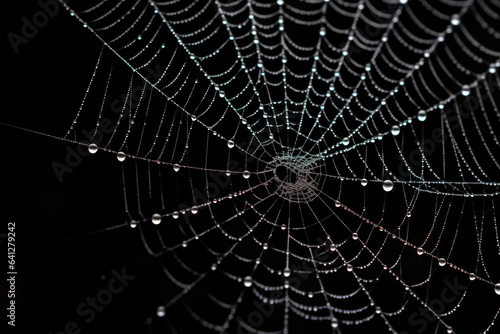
[152,214,161,225]
[361,178,368,186]
[117,152,126,162]
[281,224,286,230]
[352,233,359,240]
[469,273,476,281]
[219,91,225,98]
[308,291,313,298]
[156,306,165,317]
[227,140,234,148]
[461,85,470,96]
[342,137,349,146]
[399,0,408,3]
[88,144,98,154]
[182,240,188,247]
[335,200,341,207]
[391,125,400,136]
[257,60,263,68]
[263,243,268,250]
[244,276,253,287]
[330,244,336,251]
[417,247,424,255]
[375,306,381,314]
[130,220,137,228]
[319,27,326,36]
[450,14,460,26]
[243,170,250,179]
[331,318,339,328]
[346,264,353,272]
[173,164,180,172]
[489,65,497,74]
[172,211,179,219]
[283,267,291,277]
[382,180,394,192]
[446,326,453,334]
[191,206,198,215]
[495,283,500,295]
[438,258,447,267]
[417,110,427,122]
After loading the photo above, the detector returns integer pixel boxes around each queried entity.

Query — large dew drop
[417,110,427,122]
[391,125,400,136]
[227,140,234,149]
[156,306,166,317]
[117,151,126,162]
[173,164,180,172]
[152,214,162,225]
[283,267,291,277]
[495,283,500,295]
[361,178,368,186]
[382,180,394,192]
[243,170,250,179]
[243,276,253,287]
[438,258,447,267]
[88,144,98,154]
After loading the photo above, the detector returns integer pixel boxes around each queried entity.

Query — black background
[2,1,500,334]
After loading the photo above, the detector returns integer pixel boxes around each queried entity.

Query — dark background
[2,1,500,334]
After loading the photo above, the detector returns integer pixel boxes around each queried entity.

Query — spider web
[9,0,500,333]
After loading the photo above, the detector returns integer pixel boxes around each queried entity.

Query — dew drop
[227,140,234,148]
[88,144,98,154]
[172,211,179,219]
[130,220,138,228]
[263,243,268,250]
[450,14,460,26]
[417,247,424,255]
[469,273,476,281]
[335,200,341,207]
[438,258,447,267]
[283,267,291,277]
[330,244,336,251]
[461,85,470,96]
[243,170,250,179]
[375,306,381,314]
[391,125,400,136]
[382,180,394,192]
[191,206,198,215]
[417,110,427,122]
[156,306,165,317]
[244,276,253,287]
[173,164,180,172]
[342,137,349,146]
[361,178,368,186]
[346,264,353,272]
[281,224,286,230]
[352,233,359,240]
[331,318,339,328]
[446,326,453,334]
[495,283,500,295]
[117,151,126,162]
[182,240,188,248]
[152,214,161,225]
[308,291,313,298]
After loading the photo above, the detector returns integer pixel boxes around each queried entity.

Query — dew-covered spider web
[13,0,500,333]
